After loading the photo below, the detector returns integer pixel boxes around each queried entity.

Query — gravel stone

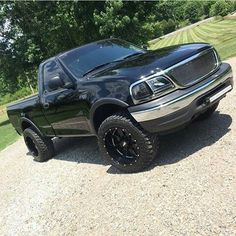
[0,58,236,236]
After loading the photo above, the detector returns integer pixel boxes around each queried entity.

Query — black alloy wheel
[104,127,139,166]
[98,113,159,173]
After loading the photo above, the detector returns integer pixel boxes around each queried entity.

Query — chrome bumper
[130,63,233,123]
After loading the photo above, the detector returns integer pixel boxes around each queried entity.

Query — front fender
[89,98,129,133]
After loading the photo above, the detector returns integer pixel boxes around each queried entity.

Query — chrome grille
[167,49,218,87]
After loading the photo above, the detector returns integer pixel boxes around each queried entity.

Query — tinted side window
[43,60,71,92]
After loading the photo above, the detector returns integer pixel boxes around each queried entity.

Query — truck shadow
[53,136,106,166]
[151,111,232,168]
[52,112,232,173]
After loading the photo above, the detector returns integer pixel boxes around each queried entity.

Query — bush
[178,19,190,29]
[161,19,177,35]
[142,21,163,40]
[203,0,217,17]
[210,0,234,17]
[0,87,33,105]
[184,1,203,23]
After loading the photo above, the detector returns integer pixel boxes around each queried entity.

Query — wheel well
[21,120,39,134]
[21,121,32,131]
[93,104,126,132]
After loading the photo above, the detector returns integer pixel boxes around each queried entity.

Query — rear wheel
[98,113,159,173]
[23,128,54,162]
[197,102,219,120]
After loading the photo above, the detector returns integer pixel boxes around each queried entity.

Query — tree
[93,0,157,44]
[210,0,234,17]
[184,1,203,23]
[202,0,217,17]
[0,0,228,101]
[161,19,177,34]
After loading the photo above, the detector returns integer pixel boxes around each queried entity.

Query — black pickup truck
[7,38,233,172]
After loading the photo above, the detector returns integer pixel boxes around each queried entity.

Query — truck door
[40,59,91,136]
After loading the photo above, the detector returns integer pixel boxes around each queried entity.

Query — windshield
[59,39,144,77]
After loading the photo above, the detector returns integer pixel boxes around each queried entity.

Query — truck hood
[89,43,212,83]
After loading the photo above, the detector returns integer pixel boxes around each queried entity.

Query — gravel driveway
[0,59,236,236]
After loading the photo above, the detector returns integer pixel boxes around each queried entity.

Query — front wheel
[98,113,159,173]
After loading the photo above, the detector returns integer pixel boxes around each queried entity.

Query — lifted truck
[7,38,234,173]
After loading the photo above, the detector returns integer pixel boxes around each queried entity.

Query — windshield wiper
[82,52,144,77]
[83,62,115,76]
[121,52,144,60]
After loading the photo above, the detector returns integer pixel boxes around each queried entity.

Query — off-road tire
[197,102,219,120]
[23,128,54,162]
[98,113,159,173]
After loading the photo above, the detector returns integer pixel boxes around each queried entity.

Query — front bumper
[128,62,233,133]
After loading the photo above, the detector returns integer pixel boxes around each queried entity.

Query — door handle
[43,102,50,109]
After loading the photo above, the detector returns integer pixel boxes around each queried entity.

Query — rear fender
[21,117,44,137]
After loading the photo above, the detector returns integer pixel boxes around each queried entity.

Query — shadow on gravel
[152,112,232,168]
[53,136,106,166]
[51,112,232,173]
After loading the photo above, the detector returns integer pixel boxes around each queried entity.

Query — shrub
[161,19,177,35]
[184,1,203,23]
[0,87,33,105]
[178,19,190,29]
[210,0,234,17]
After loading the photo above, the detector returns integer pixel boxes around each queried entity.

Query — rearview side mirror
[47,75,75,92]
[47,76,64,91]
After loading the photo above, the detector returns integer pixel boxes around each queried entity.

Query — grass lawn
[0,112,20,151]
[149,18,236,60]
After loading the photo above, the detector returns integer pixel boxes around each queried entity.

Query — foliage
[184,1,203,23]
[203,0,217,17]
[178,19,190,28]
[161,19,177,34]
[210,0,234,17]
[0,87,33,106]
[94,1,157,44]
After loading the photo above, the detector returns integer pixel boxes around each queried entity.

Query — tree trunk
[25,73,35,94]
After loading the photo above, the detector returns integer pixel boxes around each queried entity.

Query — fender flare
[89,98,129,132]
[21,117,44,136]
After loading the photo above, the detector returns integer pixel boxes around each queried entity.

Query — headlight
[131,82,152,100]
[131,76,174,103]
[146,76,173,93]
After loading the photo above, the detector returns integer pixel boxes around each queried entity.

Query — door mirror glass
[47,75,63,91]
[43,60,75,92]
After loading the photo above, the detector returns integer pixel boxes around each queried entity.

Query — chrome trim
[129,46,220,104]
[165,47,218,73]
[130,73,177,105]
[166,48,220,87]
[130,69,232,122]
[209,85,232,103]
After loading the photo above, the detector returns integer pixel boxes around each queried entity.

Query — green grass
[149,18,236,60]
[0,113,19,151]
